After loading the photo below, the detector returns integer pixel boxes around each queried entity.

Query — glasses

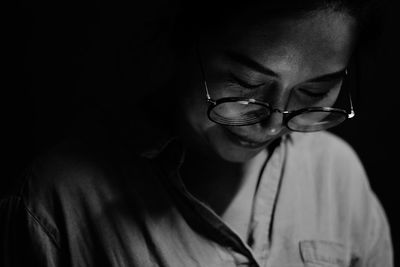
[198,54,355,132]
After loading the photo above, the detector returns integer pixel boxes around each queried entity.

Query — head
[172,0,381,162]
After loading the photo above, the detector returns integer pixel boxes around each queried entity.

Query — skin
[174,8,357,238]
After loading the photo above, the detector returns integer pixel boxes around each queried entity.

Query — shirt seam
[18,171,62,251]
[22,199,62,250]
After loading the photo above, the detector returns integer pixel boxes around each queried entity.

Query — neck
[180,144,268,215]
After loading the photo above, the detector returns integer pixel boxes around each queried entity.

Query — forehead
[203,10,357,75]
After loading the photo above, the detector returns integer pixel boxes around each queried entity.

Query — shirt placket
[247,138,287,266]
[168,172,260,266]
[154,137,286,267]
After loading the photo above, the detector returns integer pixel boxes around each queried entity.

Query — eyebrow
[225,50,280,78]
[308,69,347,83]
[224,50,347,83]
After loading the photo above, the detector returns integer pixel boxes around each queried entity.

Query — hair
[103,0,385,141]
[173,0,384,50]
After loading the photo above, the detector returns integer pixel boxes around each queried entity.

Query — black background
[6,0,399,264]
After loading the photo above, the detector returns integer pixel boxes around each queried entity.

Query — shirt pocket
[299,240,348,267]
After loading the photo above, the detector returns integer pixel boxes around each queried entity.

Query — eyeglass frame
[197,47,356,132]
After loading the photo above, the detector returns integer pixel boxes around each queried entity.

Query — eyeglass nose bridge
[271,108,291,115]
[260,107,292,127]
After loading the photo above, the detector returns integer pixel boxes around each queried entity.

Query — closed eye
[228,72,265,89]
[297,79,342,98]
[298,88,331,98]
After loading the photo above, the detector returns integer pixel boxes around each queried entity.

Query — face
[177,8,357,162]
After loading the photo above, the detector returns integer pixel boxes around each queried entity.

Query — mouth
[223,128,272,149]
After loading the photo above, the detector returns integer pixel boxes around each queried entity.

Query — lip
[223,128,271,149]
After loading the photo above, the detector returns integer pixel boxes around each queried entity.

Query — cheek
[182,101,262,162]
[183,92,211,132]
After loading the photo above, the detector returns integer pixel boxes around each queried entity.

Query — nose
[260,110,284,135]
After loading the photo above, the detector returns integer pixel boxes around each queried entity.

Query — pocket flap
[299,240,347,266]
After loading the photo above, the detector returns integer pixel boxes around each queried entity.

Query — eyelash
[298,88,331,98]
[232,80,331,99]
[228,73,264,89]
[228,72,338,99]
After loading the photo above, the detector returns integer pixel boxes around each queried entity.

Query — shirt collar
[139,132,293,178]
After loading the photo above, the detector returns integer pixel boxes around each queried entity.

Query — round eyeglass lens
[287,110,347,132]
[209,101,270,126]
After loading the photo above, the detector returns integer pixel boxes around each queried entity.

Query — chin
[215,145,264,163]
[205,126,269,163]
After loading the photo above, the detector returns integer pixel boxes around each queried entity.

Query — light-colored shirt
[0,131,393,267]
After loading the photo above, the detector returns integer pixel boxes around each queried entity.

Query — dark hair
[174,0,384,49]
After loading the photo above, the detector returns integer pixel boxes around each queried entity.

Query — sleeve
[321,132,394,267]
[344,150,394,267]
[362,192,394,267]
[0,196,62,267]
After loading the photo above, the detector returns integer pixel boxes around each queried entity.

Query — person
[1,0,393,266]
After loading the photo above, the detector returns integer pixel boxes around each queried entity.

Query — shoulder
[288,131,365,179]
[20,135,155,219]
[286,132,393,262]
[287,132,392,261]
[26,137,120,196]
[9,134,160,242]
[286,131,371,224]
[290,131,359,159]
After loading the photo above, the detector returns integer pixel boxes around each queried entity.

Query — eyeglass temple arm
[348,92,355,118]
[204,81,212,101]
[345,69,355,119]
[195,43,213,102]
